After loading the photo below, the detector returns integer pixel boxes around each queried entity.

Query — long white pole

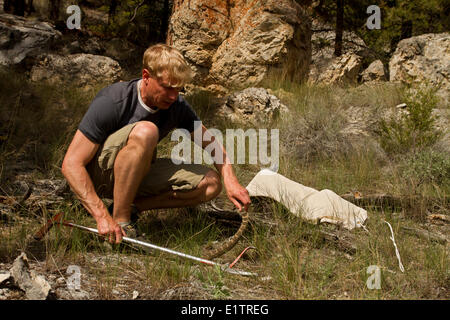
[63,221,258,277]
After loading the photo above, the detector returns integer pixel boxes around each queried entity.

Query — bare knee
[128,121,159,150]
[198,170,222,202]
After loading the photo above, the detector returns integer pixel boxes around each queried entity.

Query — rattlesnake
[201,198,250,260]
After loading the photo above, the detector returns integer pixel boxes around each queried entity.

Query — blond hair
[143,44,193,87]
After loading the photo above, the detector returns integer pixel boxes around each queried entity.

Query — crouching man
[61,44,250,243]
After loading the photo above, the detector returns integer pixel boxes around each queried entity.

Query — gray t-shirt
[78,78,200,144]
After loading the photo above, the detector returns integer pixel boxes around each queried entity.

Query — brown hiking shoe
[107,202,141,238]
[119,222,138,239]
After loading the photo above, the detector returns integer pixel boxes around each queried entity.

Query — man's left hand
[225,180,251,212]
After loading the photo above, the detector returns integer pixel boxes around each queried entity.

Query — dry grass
[0,68,448,300]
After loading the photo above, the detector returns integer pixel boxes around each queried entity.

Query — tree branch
[129,0,145,23]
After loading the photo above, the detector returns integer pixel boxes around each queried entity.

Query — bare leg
[112,122,159,223]
[134,169,222,211]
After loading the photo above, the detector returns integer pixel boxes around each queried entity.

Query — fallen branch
[340,193,405,209]
[340,193,449,211]
[300,228,358,255]
[401,226,447,244]
[427,214,450,224]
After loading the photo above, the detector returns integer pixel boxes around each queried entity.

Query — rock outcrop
[308,19,367,84]
[218,87,288,123]
[168,0,311,91]
[0,253,92,300]
[314,52,362,85]
[389,33,450,105]
[0,13,61,65]
[361,59,386,83]
[30,53,122,88]
[9,253,51,300]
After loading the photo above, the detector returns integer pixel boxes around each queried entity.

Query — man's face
[142,69,182,110]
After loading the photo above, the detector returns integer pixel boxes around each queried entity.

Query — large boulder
[308,19,367,84]
[30,53,122,88]
[168,0,311,91]
[314,52,362,85]
[218,87,288,124]
[389,33,450,105]
[360,59,387,83]
[9,253,51,300]
[0,13,61,65]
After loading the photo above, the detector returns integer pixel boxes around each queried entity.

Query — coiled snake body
[201,199,250,260]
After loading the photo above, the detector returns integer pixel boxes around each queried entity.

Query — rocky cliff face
[168,0,311,91]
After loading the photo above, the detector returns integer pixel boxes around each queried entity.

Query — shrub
[378,86,441,155]
[400,148,450,188]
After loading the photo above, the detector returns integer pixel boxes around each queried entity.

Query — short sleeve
[176,96,200,133]
[78,95,120,144]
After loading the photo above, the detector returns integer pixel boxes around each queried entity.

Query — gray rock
[30,53,122,88]
[56,277,66,286]
[389,33,450,106]
[80,38,104,55]
[361,60,387,82]
[314,53,363,85]
[102,38,140,63]
[0,13,61,65]
[218,87,288,123]
[10,252,51,300]
[309,19,368,84]
[56,288,90,300]
[0,288,11,300]
[0,272,10,285]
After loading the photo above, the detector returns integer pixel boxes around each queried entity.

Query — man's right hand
[96,212,126,244]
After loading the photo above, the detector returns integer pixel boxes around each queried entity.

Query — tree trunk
[334,0,344,56]
[17,0,25,16]
[160,0,170,42]
[50,0,61,21]
[5,0,26,16]
[108,0,118,25]
[26,0,35,15]
[3,0,13,13]
[400,19,412,39]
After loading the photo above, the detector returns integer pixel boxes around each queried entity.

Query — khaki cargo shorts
[86,123,211,199]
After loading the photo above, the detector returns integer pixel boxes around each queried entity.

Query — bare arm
[191,125,250,212]
[61,130,125,243]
